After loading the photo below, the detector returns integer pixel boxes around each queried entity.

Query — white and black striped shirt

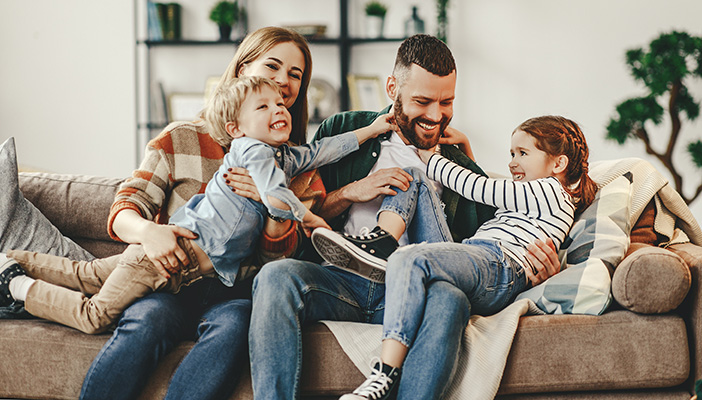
[427,154,575,272]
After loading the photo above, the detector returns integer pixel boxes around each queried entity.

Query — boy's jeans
[383,239,528,347]
[8,237,204,334]
[379,166,452,244]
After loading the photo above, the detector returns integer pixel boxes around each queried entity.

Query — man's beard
[393,96,451,149]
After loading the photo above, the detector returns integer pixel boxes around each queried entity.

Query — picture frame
[347,75,386,111]
[168,93,206,121]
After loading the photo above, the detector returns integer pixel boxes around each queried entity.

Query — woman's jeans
[383,239,528,347]
[79,277,252,400]
[379,166,452,244]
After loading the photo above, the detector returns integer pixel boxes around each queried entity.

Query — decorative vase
[218,24,232,41]
[365,15,385,38]
[404,6,425,37]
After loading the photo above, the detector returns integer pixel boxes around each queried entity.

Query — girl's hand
[439,126,475,161]
[416,148,435,164]
[223,167,261,203]
[300,211,331,237]
[141,224,198,279]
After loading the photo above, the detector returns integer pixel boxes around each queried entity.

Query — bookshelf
[135,0,404,155]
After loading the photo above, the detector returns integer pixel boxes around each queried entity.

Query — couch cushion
[0,137,94,261]
[612,244,691,314]
[498,311,689,394]
[517,174,632,315]
[18,171,126,258]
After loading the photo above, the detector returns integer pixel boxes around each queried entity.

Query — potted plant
[209,0,240,41]
[364,1,387,38]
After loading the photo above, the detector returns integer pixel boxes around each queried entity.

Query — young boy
[0,76,395,334]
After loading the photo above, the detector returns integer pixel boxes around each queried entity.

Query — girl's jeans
[383,238,528,347]
[378,166,452,244]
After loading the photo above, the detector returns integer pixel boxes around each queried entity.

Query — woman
[79,27,316,400]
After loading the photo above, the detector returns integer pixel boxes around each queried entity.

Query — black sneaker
[339,358,401,400]
[0,254,25,307]
[311,226,398,283]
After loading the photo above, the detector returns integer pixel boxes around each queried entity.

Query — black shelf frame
[137,0,403,132]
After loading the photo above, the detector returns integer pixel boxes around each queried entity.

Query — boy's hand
[369,112,397,137]
[301,211,331,237]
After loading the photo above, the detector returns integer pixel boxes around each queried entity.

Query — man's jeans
[384,239,528,347]
[80,278,252,400]
[249,261,471,399]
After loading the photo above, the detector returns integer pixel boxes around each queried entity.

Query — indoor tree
[607,30,702,204]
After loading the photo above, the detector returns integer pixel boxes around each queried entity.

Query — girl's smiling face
[238,42,305,109]
[231,86,292,147]
[509,129,558,182]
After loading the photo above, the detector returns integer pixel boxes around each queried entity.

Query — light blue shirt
[169,131,360,286]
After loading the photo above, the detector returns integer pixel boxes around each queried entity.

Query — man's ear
[386,76,398,101]
[552,154,569,175]
[226,122,244,139]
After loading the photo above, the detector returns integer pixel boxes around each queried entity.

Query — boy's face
[509,129,557,182]
[234,86,292,147]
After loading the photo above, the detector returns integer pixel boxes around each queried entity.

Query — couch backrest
[18,172,128,258]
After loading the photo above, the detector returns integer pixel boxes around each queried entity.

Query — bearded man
[248,34,560,400]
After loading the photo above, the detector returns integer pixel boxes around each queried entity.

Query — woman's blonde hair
[210,26,312,145]
[203,76,282,148]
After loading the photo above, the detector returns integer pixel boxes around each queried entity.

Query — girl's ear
[552,154,569,175]
[386,76,398,101]
[226,122,244,139]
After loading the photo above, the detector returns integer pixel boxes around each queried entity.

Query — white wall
[0,0,136,179]
[2,0,701,222]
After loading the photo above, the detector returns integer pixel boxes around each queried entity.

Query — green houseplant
[209,0,240,41]
[607,30,702,204]
[364,1,387,38]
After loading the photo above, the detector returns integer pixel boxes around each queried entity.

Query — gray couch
[1,171,701,399]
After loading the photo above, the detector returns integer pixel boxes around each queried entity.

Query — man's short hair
[393,34,456,84]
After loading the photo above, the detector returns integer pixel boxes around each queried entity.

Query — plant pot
[365,15,385,38]
[218,24,232,41]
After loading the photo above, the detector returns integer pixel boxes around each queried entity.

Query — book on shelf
[147,2,181,41]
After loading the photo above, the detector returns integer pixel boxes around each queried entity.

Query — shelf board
[139,36,405,47]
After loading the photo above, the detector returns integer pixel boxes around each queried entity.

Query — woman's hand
[223,167,261,202]
[300,211,331,237]
[524,238,561,286]
[140,223,198,279]
[439,126,475,161]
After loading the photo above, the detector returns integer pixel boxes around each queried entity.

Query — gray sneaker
[0,254,25,307]
[311,226,398,283]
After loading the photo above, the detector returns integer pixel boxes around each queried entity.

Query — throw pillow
[0,137,95,261]
[516,173,632,315]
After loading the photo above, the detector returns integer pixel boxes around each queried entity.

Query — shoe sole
[311,229,386,283]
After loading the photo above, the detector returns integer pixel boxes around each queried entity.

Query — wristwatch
[269,214,286,223]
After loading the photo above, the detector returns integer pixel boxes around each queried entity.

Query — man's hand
[524,238,561,286]
[343,167,413,203]
[141,224,198,279]
[223,167,261,202]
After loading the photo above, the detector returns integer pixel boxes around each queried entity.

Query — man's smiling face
[391,64,456,149]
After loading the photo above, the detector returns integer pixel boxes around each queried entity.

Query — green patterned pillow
[516,173,632,315]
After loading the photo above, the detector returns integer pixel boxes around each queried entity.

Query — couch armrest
[668,242,702,391]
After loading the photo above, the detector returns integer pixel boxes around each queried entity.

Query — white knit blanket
[322,298,544,400]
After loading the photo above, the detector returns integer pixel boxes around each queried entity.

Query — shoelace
[352,358,393,399]
[346,226,379,240]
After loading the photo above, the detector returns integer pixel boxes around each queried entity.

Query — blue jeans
[379,167,452,244]
[249,260,471,399]
[383,239,528,348]
[80,278,252,400]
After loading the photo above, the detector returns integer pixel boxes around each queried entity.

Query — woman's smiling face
[238,42,305,109]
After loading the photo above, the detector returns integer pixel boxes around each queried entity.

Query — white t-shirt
[343,132,443,245]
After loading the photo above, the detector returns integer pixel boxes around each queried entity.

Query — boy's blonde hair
[203,76,282,147]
